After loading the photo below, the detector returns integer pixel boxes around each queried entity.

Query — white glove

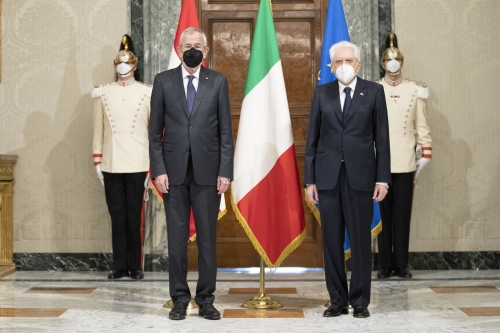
[415,157,431,180]
[95,164,104,186]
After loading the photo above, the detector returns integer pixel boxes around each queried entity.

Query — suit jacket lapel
[191,66,209,118]
[345,77,368,125]
[327,81,342,124]
[171,65,190,119]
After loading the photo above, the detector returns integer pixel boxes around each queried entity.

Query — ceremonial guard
[376,34,432,279]
[92,35,152,279]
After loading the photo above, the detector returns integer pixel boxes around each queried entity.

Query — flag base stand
[163,298,198,309]
[241,258,283,309]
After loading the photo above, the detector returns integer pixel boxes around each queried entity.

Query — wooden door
[188,0,325,268]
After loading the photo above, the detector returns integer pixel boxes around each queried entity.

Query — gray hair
[329,41,361,62]
[179,27,207,47]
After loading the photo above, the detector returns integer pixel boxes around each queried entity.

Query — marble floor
[1,269,500,332]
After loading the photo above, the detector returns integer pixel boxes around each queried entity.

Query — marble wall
[395,0,500,252]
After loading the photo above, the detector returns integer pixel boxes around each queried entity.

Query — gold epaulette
[405,79,427,88]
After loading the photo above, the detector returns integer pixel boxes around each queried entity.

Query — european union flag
[318,0,350,86]
[310,0,382,258]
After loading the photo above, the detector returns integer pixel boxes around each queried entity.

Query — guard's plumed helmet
[381,33,404,62]
[114,34,138,65]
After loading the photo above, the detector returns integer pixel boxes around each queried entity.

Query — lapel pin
[360,92,364,96]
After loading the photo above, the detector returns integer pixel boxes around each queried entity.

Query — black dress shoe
[394,267,412,278]
[169,301,188,320]
[377,267,393,279]
[353,306,370,318]
[108,269,129,279]
[198,303,221,320]
[323,303,348,317]
[130,269,144,280]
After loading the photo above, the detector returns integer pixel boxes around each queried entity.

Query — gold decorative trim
[230,195,306,268]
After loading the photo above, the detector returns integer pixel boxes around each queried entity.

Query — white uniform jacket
[378,78,432,173]
[92,82,152,173]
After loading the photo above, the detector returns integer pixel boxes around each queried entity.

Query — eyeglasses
[332,58,358,66]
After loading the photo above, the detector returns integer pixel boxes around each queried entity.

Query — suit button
[190,126,193,130]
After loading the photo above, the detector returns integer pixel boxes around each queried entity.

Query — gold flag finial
[389,33,395,48]
[121,35,128,51]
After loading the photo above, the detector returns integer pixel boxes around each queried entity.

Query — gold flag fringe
[150,178,164,204]
[231,195,306,268]
[304,189,321,224]
[371,220,382,239]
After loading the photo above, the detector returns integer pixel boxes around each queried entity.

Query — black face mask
[182,47,203,68]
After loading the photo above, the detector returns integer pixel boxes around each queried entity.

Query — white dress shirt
[181,65,200,95]
[338,78,357,110]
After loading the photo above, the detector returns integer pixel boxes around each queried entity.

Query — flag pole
[241,258,283,309]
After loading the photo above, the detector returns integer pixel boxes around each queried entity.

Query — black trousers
[163,157,220,306]
[103,171,146,270]
[319,163,373,308]
[377,172,414,269]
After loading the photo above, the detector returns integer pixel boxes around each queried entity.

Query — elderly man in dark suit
[149,27,233,321]
[305,41,391,318]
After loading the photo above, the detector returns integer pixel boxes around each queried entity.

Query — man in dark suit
[149,27,233,321]
[304,41,391,318]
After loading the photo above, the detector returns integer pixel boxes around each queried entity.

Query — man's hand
[155,174,169,193]
[95,165,104,186]
[415,157,431,180]
[217,176,231,194]
[372,184,388,202]
[305,184,319,204]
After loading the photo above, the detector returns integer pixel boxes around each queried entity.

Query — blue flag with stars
[309,0,382,259]
[318,0,350,85]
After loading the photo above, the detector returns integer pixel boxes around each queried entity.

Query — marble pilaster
[142,0,181,84]
[378,0,393,78]
[130,0,145,82]
[342,0,379,81]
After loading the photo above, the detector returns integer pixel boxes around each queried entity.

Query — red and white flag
[167,0,205,70]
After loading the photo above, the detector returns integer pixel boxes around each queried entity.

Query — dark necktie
[343,87,352,124]
[187,75,196,114]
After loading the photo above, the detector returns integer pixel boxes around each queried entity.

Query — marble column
[342,0,382,81]
[0,155,17,278]
[130,0,145,82]
[142,0,181,84]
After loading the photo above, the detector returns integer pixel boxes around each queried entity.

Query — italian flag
[231,0,305,267]
[149,0,223,241]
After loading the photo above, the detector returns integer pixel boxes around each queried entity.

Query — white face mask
[334,64,356,84]
[116,63,133,76]
[386,59,401,74]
